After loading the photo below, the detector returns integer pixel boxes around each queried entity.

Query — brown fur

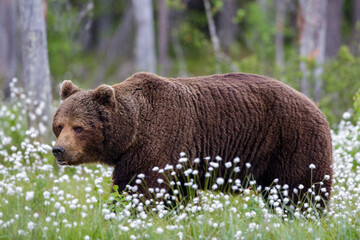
[53,72,333,204]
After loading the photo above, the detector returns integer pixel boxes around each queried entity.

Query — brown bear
[52,72,333,206]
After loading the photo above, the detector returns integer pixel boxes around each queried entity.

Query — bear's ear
[61,80,82,100]
[93,84,116,108]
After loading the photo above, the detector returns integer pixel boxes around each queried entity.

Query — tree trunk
[17,0,52,136]
[169,9,188,77]
[203,0,221,55]
[0,0,18,99]
[275,0,287,67]
[325,0,344,60]
[158,0,169,76]
[96,0,112,50]
[298,0,327,101]
[217,0,237,52]
[133,0,157,73]
[93,3,134,87]
[352,0,360,56]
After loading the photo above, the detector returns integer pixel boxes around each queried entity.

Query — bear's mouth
[57,159,69,165]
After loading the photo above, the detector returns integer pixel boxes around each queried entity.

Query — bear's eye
[57,125,63,132]
[73,126,83,133]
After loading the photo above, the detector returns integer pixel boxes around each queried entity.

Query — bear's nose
[52,147,65,158]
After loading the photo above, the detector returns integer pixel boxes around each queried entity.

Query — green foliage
[234,8,246,24]
[320,46,360,126]
[47,1,100,86]
[242,2,275,61]
[211,0,223,14]
[47,1,80,80]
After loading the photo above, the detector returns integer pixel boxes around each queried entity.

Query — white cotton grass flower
[27,221,36,231]
[164,164,173,170]
[15,186,23,193]
[131,185,138,192]
[184,169,192,176]
[233,157,240,163]
[18,230,26,236]
[180,152,186,157]
[104,214,111,221]
[25,191,34,201]
[137,173,145,179]
[152,167,159,172]
[225,162,232,168]
[309,164,316,169]
[215,156,222,161]
[216,177,225,185]
[59,206,66,214]
[342,111,351,120]
[43,191,50,199]
[94,177,103,187]
[193,158,200,163]
[179,157,187,163]
[246,163,251,168]
[209,162,219,168]
[156,227,164,234]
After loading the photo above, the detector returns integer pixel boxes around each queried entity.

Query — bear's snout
[52,146,65,159]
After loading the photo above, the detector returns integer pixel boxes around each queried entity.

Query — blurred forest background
[0,0,360,130]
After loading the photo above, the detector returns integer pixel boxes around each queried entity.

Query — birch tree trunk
[93,3,133,87]
[275,0,287,67]
[203,0,239,73]
[169,10,188,77]
[18,0,52,136]
[325,0,344,60]
[298,0,327,101]
[158,0,169,76]
[133,0,156,73]
[203,0,221,56]
[0,0,18,99]
[217,0,237,52]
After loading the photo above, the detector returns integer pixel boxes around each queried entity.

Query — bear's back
[115,72,332,205]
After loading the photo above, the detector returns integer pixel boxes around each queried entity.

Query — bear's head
[52,80,137,166]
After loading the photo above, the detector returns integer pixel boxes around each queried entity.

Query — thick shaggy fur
[53,72,333,204]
